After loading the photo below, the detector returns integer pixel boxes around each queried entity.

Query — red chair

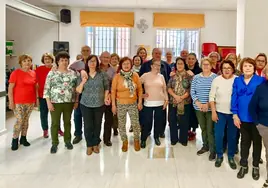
[220,48,236,59]
[202,43,218,57]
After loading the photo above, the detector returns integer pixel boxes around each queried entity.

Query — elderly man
[140,48,171,138]
[180,49,189,60]
[69,45,91,144]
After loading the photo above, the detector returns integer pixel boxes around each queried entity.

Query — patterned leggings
[117,102,140,142]
[13,104,34,139]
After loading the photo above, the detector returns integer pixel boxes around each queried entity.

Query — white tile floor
[0,110,266,188]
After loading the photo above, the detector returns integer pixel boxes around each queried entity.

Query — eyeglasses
[222,67,232,71]
[256,60,266,63]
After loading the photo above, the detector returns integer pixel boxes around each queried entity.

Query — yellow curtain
[153,13,205,28]
[80,11,134,27]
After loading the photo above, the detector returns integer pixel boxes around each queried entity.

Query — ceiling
[23,0,237,10]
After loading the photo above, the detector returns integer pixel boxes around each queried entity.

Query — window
[86,27,131,57]
[156,28,200,58]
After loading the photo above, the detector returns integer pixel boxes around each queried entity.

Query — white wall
[6,8,59,68]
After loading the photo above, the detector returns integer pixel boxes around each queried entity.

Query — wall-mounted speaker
[53,41,69,56]
[60,9,71,24]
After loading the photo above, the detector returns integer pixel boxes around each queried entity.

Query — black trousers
[188,105,198,132]
[80,104,105,147]
[240,122,262,167]
[160,109,167,134]
[103,105,114,143]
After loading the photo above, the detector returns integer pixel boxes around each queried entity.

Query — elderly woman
[44,51,78,154]
[191,57,217,161]
[255,53,267,77]
[168,57,192,146]
[231,57,265,180]
[111,57,143,152]
[249,66,268,187]
[140,60,168,148]
[208,52,221,74]
[110,53,120,72]
[209,60,237,169]
[8,54,38,151]
[76,55,109,155]
[36,53,64,138]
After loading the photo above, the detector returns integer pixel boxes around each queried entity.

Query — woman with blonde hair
[225,53,241,76]
[8,54,38,151]
[137,47,147,62]
[208,52,221,74]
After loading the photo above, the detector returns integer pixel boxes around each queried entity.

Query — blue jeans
[215,112,238,158]
[74,103,83,137]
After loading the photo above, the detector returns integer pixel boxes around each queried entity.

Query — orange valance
[80,11,134,27]
[153,13,205,28]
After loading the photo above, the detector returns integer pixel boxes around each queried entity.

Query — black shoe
[72,136,82,144]
[237,166,248,179]
[155,138,161,146]
[260,158,264,164]
[197,146,209,155]
[104,141,112,147]
[129,127,133,132]
[20,136,30,147]
[159,133,165,138]
[141,141,146,149]
[171,141,177,146]
[215,157,223,167]
[113,129,118,136]
[209,152,216,161]
[50,145,58,154]
[180,142,187,146]
[252,167,260,180]
[11,138,19,151]
[228,158,237,170]
[262,180,268,188]
[65,142,73,150]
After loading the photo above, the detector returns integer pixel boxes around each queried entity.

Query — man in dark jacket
[139,48,171,138]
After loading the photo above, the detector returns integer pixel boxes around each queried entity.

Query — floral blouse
[43,70,77,103]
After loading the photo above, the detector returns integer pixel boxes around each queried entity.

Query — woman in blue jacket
[231,57,265,180]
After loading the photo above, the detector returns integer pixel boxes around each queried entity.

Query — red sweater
[35,66,51,98]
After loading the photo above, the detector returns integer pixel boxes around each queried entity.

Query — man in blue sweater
[139,48,171,138]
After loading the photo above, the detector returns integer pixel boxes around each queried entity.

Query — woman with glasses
[255,53,267,77]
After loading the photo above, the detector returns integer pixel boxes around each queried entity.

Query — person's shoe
[50,145,58,154]
[104,141,112,147]
[65,142,73,150]
[171,141,177,146]
[113,129,118,136]
[86,147,93,155]
[129,127,133,133]
[180,142,187,146]
[43,130,49,138]
[215,157,223,167]
[260,158,264,164]
[134,139,140,151]
[154,138,161,146]
[262,180,268,188]
[235,147,239,154]
[72,136,82,144]
[122,140,128,152]
[20,136,30,147]
[237,166,248,179]
[252,167,260,180]
[93,145,100,154]
[11,138,19,151]
[58,130,64,136]
[197,146,209,155]
[228,158,237,170]
[141,140,146,149]
[159,133,165,138]
[209,152,216,161]
[188,132,196,141]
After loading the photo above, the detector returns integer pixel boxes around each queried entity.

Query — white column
[0,0,7,135]
[236,0,268,57]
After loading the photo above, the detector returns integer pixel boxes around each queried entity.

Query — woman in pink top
[139,60,168,148]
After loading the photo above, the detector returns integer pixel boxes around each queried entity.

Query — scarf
[132,65,141,73]
[173,70,190,115]
[120,70,135,97]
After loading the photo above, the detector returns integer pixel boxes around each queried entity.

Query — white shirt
[209,75,237,114]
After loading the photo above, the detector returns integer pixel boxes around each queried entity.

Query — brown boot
[134,139,141,151]
[122,140,128,152]
[86,147,93,155]
[93,145,100,154]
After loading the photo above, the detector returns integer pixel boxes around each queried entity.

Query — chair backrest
[202,43,218,56]
[220,48,236,59]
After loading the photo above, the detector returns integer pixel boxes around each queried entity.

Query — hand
[195,101,203,110]
[81,70,88,80]
[112,105,117,115]
[142,93,149,98]
[104,96,111,106]
[138,102,143,111]
[201,103,209,112]
[170,71,176,77]
[73,102,79,109]
[233,115,241,129]
[35,99,40,108]
[9,101,15,110]
[163,101,168,110]
[47,102,55,111]
[186,70,194,76]
[212,111,219,123]
[81,76,87,84]
[175,95,183,103]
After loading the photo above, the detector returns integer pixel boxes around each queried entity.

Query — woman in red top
[208,52,221,74]
[8,54,38,151]
[36,53,64,138]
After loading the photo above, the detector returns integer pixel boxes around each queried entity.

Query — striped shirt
[190,73,217,111]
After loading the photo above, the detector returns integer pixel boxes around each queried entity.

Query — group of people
[7,45,268,187]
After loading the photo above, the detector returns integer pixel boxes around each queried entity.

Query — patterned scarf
[173,70,190,115]
[120,70,135,97]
